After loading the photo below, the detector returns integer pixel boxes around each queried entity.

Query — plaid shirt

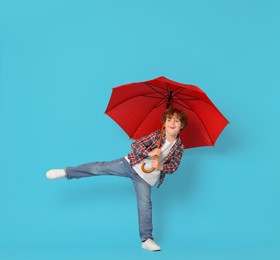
[127,130,184,188]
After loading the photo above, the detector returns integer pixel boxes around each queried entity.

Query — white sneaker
[142,238,161,251]
[46,169,66,180]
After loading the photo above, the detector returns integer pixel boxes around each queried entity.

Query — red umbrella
[105,76,229,150]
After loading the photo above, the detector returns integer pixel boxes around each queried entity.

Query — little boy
[46,108,187,251]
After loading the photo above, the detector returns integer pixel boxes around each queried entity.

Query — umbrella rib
[130,97,166,138]
[106,94,163,112]
[172,87,184,96]
[163,86,209,104]
[173,91,214,105]
[143,94,166,99]
[173,97,200,101]
[175,95,215,108]
[173,88,198,99]
[172,100,194,111]
[107,83,170,112]
[145,83,167,98]
[173,100,214,145]
[153,98,167,109]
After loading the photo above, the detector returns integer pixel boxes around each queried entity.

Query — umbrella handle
[141,124,165,174]
[141,163,155,173]
[141,155,158,174]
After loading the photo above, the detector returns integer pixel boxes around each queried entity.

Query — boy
[46,108,187,251]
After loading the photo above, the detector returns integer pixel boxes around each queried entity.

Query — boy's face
[164,113,183,138]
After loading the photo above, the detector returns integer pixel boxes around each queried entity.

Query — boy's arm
[130,131,159,157]
[161,148,184,174]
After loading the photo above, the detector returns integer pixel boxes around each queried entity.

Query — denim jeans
[65,157,153,242]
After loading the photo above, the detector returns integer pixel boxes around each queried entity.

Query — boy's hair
[162,108,188,130]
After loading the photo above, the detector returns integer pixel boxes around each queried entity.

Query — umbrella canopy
[105,76,229,149]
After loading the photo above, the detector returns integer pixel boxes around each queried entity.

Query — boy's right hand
[148,148,161,157]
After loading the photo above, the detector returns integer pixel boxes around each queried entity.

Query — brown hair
[162,108,188,130]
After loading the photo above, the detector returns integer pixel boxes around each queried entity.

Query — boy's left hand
[152,159,164,171]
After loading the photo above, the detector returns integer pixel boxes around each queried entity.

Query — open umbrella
[105,76,229,171]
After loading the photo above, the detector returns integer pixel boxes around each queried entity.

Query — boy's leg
[131,172,153,242]
[65,158,131,179]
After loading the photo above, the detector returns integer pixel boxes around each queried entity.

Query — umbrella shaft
[157,124,165,149]
[166,90,173,109]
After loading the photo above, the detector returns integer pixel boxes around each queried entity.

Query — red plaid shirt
[127,130,184,188]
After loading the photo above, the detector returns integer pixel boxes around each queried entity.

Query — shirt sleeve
[130,131,159,157]
[162,145,184,174]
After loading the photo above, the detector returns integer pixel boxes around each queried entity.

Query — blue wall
[0,0,279,259]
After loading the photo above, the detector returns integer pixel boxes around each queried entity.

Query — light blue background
[0,0,279,259]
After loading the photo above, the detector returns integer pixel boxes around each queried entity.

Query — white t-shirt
[125,140,176,186]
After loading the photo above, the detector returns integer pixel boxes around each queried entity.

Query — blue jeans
[65,157,153,242]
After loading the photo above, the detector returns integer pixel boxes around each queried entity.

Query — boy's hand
[152,159,164,171]
[148,148,161,157]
